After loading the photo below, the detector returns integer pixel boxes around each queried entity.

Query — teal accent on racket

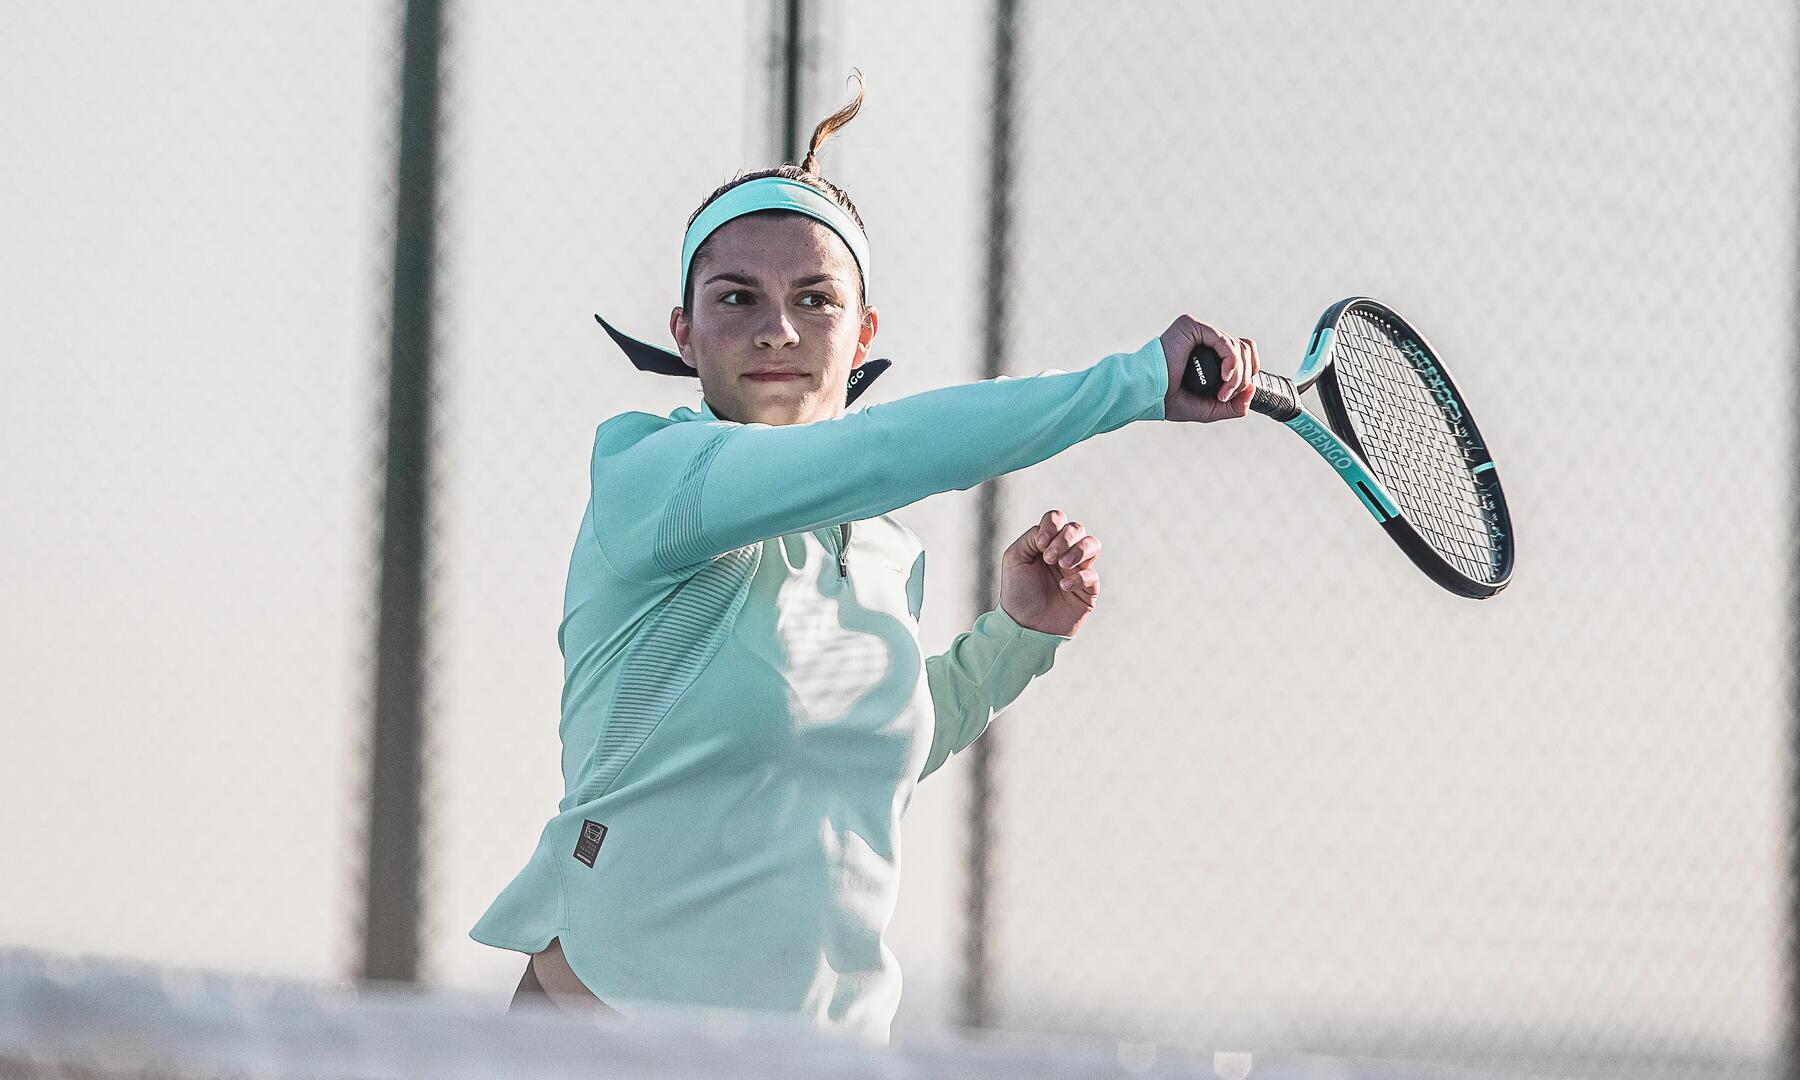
[1283,413,1399,520]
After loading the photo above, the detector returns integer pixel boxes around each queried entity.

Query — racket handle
[1183,344,1302,421]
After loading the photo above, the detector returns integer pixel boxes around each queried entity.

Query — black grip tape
[1181,344,1302,421]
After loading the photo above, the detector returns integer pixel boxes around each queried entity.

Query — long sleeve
[589,337,1168,584]
[916,605,1073,783]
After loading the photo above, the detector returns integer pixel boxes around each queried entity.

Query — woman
[471,76,1261,1045]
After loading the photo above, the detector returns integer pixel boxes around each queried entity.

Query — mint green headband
[679,176,871,306]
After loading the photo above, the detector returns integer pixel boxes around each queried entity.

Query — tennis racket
[1182,297,1514,599]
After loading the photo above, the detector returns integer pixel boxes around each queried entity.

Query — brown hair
[682,71,869,312]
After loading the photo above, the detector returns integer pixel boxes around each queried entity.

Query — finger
[1231,381,1255,417]
[1037,509,1067,550]
[1243,337,1260,381]
[1051,522,1080,565]
[1056,535,1095,569]
[1061,568,1099,595]
[1218,336,1246,402]
[1046,521,1085,565]
[1010,524,1042,560]
[1057,535,1100,569]
[1228,338,1252,403]
[1192,321,1234,397]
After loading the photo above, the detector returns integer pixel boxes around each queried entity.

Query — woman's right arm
[590,318,1257,584]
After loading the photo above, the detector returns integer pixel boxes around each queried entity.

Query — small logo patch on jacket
[573,820,608,867]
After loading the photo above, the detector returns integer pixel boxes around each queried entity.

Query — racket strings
[1330,311,1504,584]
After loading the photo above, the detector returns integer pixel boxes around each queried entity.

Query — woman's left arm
[915,510,1093,783]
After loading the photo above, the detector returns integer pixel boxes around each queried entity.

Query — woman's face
[671,211,878,427]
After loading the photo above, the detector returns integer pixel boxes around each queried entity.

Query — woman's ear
[670,307,698,371]
[853,305,879,366]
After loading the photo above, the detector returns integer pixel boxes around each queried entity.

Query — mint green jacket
[469,336,1169,1044]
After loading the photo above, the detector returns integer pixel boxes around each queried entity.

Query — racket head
[1309,297,1515,598]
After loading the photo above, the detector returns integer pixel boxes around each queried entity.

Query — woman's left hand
[998,509,1100,638]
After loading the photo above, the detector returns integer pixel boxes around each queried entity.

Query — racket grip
[1183,344,1302,421]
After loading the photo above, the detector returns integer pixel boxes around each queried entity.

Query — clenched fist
[998,509,1101,638]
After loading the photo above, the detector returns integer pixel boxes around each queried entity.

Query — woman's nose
[752,303,800,349]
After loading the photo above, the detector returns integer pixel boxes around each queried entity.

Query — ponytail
[801,69,865,174]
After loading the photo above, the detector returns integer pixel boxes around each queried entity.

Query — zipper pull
[838,523,850,579]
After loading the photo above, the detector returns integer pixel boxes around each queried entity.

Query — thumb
[1007,523,1046,561]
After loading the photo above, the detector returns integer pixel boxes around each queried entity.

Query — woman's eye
[799,292,832,308]
[720,290,752,305]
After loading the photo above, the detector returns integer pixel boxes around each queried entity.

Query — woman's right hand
[1158,315,1260,423]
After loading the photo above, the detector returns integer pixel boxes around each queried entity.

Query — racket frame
[1184,296,1513,599]
[1308,298,1513,599]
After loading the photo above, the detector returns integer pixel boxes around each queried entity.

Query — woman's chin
[747,406,808,427]
[739,391,823,425]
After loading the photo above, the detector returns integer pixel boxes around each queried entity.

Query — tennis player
[471,75,1260,1044]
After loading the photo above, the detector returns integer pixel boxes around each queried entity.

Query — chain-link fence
[985,3,1791,1075]
[2,3,1790,1078]
[0,0,394,983]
